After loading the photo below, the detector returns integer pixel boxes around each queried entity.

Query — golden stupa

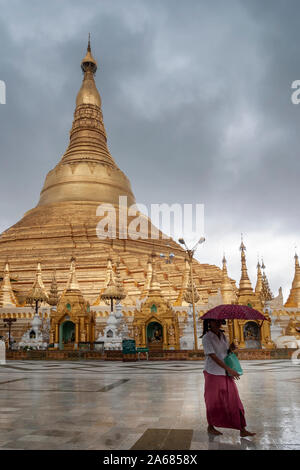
[0,39,227,306]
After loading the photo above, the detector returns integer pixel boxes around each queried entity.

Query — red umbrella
[201,304,268,321]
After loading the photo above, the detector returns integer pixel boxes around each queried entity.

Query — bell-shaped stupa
[0,39,225,305]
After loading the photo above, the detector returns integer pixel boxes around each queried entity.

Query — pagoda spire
[66,258,81,292]
[261,265,273,303]
[238,235,253,297]
[48,271,59,306]
[105,255,115,287]
[115,262,126,302]
[26,263,48,305]
[142,256,153,298]
[101,259,125,311]
[221,254,236,304]
[148,254,161,295]
[80,34,98,74]
[285,252,300,308]
[255,261,263,295]
[37,38,136,208]
[0,262,17,307]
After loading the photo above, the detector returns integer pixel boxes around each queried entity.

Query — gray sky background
[0,0,299,300]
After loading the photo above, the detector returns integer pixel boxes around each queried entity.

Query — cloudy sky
[0,0,299,300]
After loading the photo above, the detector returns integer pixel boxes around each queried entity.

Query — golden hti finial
[240,233,246,252]
[295,249,299,267]
[81,33,97,74]
[222,253,228,274]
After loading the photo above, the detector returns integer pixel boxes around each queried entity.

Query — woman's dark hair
[201,318,226,337]
[201,319,211,337]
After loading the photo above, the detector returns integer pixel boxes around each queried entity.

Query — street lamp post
[3,318,17,349]
[178,237,205,351]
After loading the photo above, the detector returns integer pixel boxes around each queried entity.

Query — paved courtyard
[0,359,299,450]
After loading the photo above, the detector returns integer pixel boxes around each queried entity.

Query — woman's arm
[209,353,240,379]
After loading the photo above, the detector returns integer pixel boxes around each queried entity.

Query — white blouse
[202,330,229,376]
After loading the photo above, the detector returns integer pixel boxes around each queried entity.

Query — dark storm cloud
[0,0,299,296]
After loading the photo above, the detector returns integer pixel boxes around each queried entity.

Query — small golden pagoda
[132,256,180,350]
[237,238,260,308]
[26,263,48,306]
[255,261,263,296]
[50,258,95,349]
[229,241,273,349]
[0,263,17,307]
[220,255,237,304]
[284,253,300,308]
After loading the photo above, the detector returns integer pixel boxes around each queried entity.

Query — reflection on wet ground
[0,360,299,450]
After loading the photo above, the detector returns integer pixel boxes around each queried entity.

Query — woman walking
[201,319,256,437]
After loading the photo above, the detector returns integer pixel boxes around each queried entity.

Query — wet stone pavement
[0,359,299,450]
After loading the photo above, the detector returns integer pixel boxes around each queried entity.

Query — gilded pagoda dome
[0,38,225,306]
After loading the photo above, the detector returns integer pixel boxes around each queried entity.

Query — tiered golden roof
[26,263,48,304]
[148,255,161,296]
[261,261,273,303]
[237,238,263,309]
[101,263,125,302]
[48,271,59,306]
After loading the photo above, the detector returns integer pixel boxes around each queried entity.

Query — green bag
[224,352,243,376]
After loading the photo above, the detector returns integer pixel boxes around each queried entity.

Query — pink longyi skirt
[203,370,246,430]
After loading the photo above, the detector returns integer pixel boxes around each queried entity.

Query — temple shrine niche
[49,259,95,350]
